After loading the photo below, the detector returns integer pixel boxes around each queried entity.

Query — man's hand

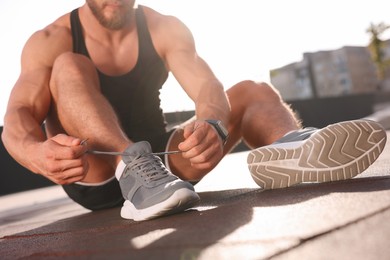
[30,134,89,185]
[178,120,224,170]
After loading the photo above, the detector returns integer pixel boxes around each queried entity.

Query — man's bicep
[8,30,58,122]
[170,49,219,98]
[160,15,220,100]
[7,67,52,125]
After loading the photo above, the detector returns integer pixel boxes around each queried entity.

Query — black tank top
[70,6,169,142]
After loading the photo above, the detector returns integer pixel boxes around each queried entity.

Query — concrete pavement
[0,131,390,259]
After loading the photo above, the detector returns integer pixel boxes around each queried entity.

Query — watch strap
[205,119,229,145]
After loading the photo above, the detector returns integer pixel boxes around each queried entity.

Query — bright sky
[1,0,389,126]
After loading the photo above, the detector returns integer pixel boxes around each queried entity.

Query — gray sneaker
[247,120,387,190]
[116,141,200,221]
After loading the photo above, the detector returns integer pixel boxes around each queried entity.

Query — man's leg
[239,82,387,190]
[168,80,386,191]
[168,80,300,181]
[46,53,130,183]
[224,80,301,148]
[47,53,199,218]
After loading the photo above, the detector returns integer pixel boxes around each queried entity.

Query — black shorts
[62,129,176,211]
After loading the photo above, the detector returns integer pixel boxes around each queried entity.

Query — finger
[182,123,195,139]
[55,170,87,185]
[46,156,86,175]
[48,163,88,184]
[64,156,88,172]
[190,149,221,170]
[62,165,88,180]
[183,121,205,139]
[189,138,222,164]
[182,127,221,156]
[49,141,88,160]
[51,134,83,147]
[72,144,89,157]
[181,142,208,159]
[50,146,81,160]
[185,144,215,164]
[59,176,85,185]
[179,123,208,151]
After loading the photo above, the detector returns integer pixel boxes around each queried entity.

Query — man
[2,1,387,221]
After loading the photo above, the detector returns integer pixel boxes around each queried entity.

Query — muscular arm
[162,16,230,125]
[150,11,231,170]
[3,29,55,169]
[2,21,87,184]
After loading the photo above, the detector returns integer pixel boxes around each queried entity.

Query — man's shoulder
[27,13,73,52]
[140,5,195,59]
[22,13,73,66]
[39,13,72,42]
[141,6,183,29]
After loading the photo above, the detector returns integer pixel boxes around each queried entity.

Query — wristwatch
[205,119,229,146]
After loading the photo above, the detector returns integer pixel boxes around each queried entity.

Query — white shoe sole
[247,120,387,190]
[120,188,200,221]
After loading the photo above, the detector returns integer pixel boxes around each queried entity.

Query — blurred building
[270,45,380,100]
[270,59,313,100]
[381,39,390,91]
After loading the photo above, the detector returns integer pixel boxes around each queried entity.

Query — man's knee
[228,80,282,103]
[50,53,98,91]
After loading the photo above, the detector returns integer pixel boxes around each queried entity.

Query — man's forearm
[194,80,230,125]
[2,108,46,172]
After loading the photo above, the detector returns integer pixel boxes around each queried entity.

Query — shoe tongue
[122,141,152,163]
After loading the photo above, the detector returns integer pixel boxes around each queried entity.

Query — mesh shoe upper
[117,141,195,210]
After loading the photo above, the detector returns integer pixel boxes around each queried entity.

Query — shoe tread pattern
[247,120,386,190]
